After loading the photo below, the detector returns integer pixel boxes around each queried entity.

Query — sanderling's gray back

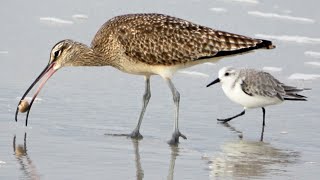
[238,68,306,101]
[207,67,308,141]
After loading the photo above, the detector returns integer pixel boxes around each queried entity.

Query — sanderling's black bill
[206,78,220,87]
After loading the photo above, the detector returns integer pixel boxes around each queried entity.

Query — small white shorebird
[207,67,308,140]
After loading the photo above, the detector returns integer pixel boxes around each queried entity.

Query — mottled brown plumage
[92,13,274,67]
[16,13,275,145]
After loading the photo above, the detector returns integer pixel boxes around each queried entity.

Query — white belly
[118,60,187,78]
[118,56,223,78]
[222,83,282,109]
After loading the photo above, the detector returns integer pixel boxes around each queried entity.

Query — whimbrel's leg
[130,76,151,139]
[260,107,266,141]
[217,110,246,123]
[165,78,187,145]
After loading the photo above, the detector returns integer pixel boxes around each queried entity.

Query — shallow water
[1,0,320,179]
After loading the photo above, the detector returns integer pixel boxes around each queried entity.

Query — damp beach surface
[1,0,320,179]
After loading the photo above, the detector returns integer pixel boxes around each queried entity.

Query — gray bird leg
[165,78,187,145]
[130,76,151,139]
[260,107,266,141]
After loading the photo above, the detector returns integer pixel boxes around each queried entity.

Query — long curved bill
[206,78,220,87]
[15,62,57,126]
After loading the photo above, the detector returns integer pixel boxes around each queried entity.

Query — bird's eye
[225,72,230,76]
[54,50,61,59]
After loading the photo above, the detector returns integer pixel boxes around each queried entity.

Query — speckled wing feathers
[93,14,268,66]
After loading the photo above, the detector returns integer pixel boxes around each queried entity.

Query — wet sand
[1,0,320,179]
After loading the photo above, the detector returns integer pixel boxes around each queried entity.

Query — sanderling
[207,67,308,140]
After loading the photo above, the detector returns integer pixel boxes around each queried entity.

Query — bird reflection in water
[13,133,40,180]
[131,139,180,180]
[221,123,243,140]
[204,123,300,179]
[131,139,144,180]
[167,145,179,180]
[221,120,265,141]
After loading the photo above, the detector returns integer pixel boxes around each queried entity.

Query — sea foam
[248,11,315,23]
[262,66,283,72]
[209,8,227,13]
[305,62,320,67]
[305,51,320,58]
[0,51,8,54]
[72,14,89,20]
[40,17,74,25]
[226,0,258,4]
[16,97,42,102]
[255,34,320,44]
[178,70,209,78]
[288,73,320,80]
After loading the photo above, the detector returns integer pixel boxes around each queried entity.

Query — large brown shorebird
[16,13,275,145]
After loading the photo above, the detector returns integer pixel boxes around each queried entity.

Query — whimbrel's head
[49,39,93,69]
[15,39,91,126]
[206,67,238,87]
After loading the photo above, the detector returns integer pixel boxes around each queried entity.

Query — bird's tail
[284,97,307,101]
[283,86,310,101]
[256,39,276,49]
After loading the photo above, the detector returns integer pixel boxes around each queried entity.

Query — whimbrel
[16,13,275,145]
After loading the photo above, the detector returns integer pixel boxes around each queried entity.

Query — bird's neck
[66,43,116,67]
[222,77,239,92]
[221,81,233,93]
[80,49,110,66]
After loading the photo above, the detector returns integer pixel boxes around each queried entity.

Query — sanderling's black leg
[217,110,245,123]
